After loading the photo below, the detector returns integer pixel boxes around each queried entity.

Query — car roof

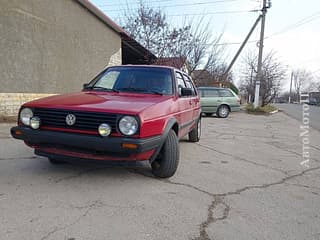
[108,64,182,72]
[197,86,226,90]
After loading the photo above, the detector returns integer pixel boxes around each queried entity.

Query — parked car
[197,87,240,118]
[11,65,201,178]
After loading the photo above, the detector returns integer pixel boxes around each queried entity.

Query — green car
[197,87,240,118]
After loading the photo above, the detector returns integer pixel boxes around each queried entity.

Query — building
[192,70,229,87]
[155,57,189,73]
[0,0,155,117]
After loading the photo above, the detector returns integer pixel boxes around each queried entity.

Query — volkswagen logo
[65,114,76,126]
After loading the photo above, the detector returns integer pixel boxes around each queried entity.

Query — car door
[183,74,200,123]
[175,71,194,137]
[201,88,220,114]
[218,89,239,111]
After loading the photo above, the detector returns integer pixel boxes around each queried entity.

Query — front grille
[34,108,118,133]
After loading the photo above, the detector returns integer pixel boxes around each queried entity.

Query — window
[219,89,234,97]
[203,89,219,97]
[176,72,186,97]
[176,72,186,88]
[183,74,197,96]
[94,71,119,89]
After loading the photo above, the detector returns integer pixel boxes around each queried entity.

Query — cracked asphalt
[1,112,320,240]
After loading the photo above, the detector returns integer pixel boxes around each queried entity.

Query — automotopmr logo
[300,93,310,168]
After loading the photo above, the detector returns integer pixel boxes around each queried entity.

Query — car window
[183,74,197,96]
[219,89,234,97]
[176,72,186,97]
[203,89,219,97]
[176,72,186,88]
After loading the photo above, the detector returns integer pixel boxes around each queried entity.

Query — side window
[203,89,219,97]
[176,72,186,97]
[183,74,197,96]
[219,89,234,97]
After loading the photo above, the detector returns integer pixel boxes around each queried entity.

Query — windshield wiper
[117,87,145,92]
[146,90,163,95]
[87,86,119,92]
[117,88,163,95]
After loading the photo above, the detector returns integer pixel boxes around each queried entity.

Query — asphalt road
[1,112,320,240]
[276,103,320,130]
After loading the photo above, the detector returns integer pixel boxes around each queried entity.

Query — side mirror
[83,83,89,89]
[181,87,193,97]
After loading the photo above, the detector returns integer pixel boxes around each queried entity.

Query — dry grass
[246,103,278,115]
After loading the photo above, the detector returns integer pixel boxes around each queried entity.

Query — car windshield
[87,67,173,95]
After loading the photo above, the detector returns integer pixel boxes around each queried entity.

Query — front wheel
[48,158,66,164]
[151,130,179,178]
[217,105,230,118]
[188,118,201,142]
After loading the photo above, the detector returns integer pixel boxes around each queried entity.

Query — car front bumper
[11,126,161,161]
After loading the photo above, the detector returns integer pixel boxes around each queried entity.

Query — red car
[11,65,201,178]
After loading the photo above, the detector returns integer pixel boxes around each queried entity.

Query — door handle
[189,100,193,105]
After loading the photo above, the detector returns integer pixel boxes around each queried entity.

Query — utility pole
[223,15,262,77]
[288,71,293,103]
[253,0,270,108]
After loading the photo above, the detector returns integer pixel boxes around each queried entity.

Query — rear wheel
[188,118,201,142]
[217,105,230,118]
[151,129,179,178]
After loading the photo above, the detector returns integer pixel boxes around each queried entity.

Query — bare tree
[121,1,226,75]
[240,51,286,106]
[292,69,313,99]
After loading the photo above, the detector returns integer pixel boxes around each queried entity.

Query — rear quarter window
[219,89,234,97]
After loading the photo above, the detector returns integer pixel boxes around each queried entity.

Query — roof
[193,69,212,79]
[155,57,187,69]
[197,86,223,90]
[76,0,156,62]
[76,0,126,35]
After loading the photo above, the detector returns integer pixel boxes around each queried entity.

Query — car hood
[24,91,172,115]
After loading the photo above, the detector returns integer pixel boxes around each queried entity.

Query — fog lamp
[98,123,111,136]
[30,117,41,129]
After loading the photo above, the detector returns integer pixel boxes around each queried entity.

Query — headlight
[118,116,138,136]
[30,117,41,129]
[98,123,111,137]
[20,108,33,126]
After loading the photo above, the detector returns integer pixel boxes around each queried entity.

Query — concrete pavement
[277,103,320,130]
[0,112,320,240]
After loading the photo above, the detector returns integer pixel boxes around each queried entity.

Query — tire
[48,158,66,164]
[217,105,230,118]
[151,129,179,178]
[188,118,201,142]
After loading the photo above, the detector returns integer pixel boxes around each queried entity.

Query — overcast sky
[90,0,320,89]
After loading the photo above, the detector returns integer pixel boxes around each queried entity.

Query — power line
[266,11,320,38]
[168,9,258,17]
[99,0,242,12]
[97,0,238,8]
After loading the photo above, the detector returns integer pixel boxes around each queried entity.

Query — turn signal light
[121,143,138,149]
[15,130,23,135]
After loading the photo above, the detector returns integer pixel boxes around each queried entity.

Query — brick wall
[0,93,56,117]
